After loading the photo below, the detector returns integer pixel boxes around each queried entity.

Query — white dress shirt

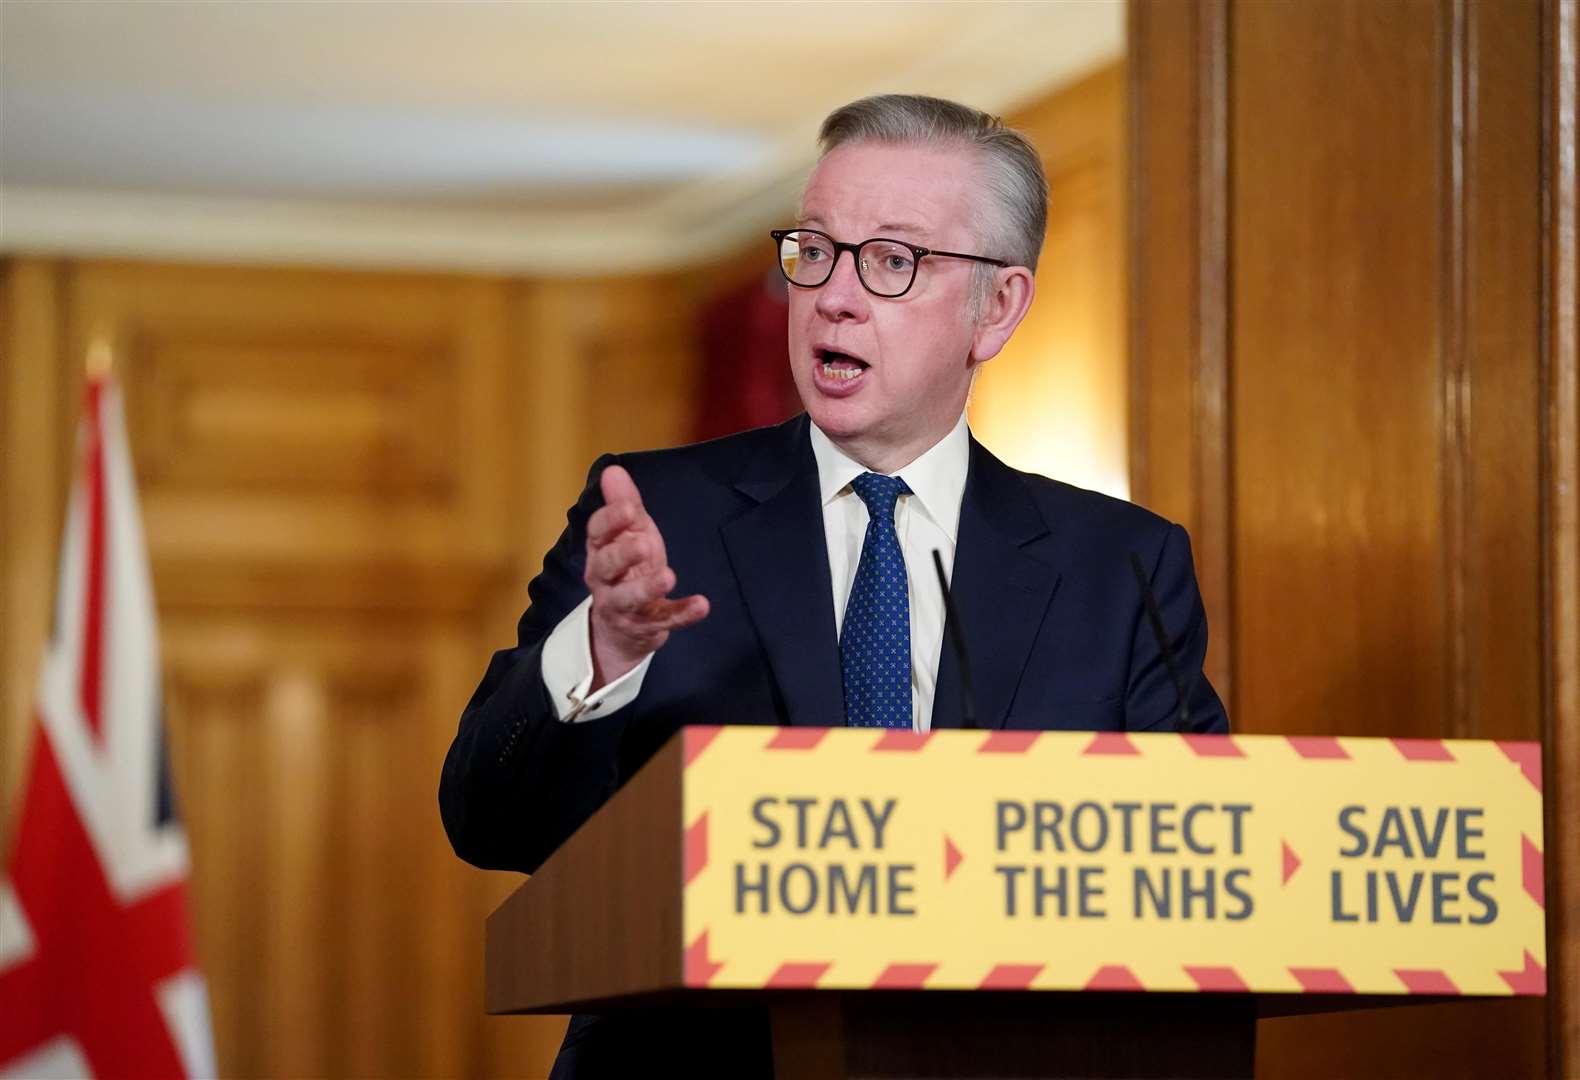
[541,413,971,731]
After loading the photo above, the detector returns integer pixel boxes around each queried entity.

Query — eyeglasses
[770,228,1007,299]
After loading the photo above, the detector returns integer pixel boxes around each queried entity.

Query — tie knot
[850,472,910,519]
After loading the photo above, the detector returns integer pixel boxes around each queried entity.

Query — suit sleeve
[438,454,633,873]
[1123,523,1229,733]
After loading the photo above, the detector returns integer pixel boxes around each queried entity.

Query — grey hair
[817,94,1048,313]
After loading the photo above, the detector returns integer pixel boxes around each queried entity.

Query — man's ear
[969,266,1036,365]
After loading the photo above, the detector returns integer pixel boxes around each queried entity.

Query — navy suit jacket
[438,415,1226,1075]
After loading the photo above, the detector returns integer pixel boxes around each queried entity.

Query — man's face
[787,141,990,471]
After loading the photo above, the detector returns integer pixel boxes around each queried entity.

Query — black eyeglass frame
[770,228,1008,299]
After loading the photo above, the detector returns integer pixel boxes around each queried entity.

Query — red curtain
[692,274,799,441]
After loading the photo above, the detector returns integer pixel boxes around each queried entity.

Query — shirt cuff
[541,595,654,722]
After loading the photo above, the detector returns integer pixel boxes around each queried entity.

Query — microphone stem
[932,549,978,730]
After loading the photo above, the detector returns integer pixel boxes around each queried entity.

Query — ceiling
[0,1,1124,274]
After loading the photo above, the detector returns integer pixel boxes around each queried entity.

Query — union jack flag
[0,377,215,1077]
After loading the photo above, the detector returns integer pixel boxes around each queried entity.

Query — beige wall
[971,63,1128,500]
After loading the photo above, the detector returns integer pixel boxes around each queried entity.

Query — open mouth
[817,348,869,381]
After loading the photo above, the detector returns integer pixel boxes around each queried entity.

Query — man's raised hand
[584,464,710,689]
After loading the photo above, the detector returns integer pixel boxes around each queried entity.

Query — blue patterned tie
[841,473,913,728]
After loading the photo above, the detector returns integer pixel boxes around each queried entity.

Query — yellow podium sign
[679,727,1545,997]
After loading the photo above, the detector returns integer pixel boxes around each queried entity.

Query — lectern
[485,727,1546,1079]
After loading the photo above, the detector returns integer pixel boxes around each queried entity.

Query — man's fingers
[599,464,644,510]
[587,499,643,547]
[656,593,710,629]
[602,592,710,632]
[586,531,661,586]
[586,463,707,644]
[599,566,678,613]
[595,565,710,626]
[587,464,641,547]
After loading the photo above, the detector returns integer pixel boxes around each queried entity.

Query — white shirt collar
[807,413,971,542]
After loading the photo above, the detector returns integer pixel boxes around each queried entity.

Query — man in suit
[439,94,1227,1078]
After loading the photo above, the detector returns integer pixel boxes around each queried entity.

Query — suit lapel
[931,438,1061,729]
[719,417,846,727]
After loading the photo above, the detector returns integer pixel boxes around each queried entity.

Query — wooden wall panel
[158,614,521,1079]
[1128,0,1235,706]
[0,251,754,1077]
[166,670,268,1074]
[1231,0,1449,739]
[260,667,334,1078]
[64,262,514,578]
[0,261,72,818]
[1128,0,1206,532]
[577,277,701,463]
[1461,0,1545,743]
[1131,0,1566,1075]
[131,336,455,497]
[1542,0,1579,1069]
[1,258,652,1077]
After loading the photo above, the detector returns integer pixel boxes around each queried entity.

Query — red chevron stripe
[684,931,723,986]
[766,729,830,750]
[1086,965,1144,991]
[978,964,1042,990]
[871,963,937,989]
[1497,741,1543,792]
[1289,967,1355,993]
[1082,732,1140,756]
[1497,950,1547,994]
[1394,969,1459,995]
[1182,734,1245,757]
[765,962,831,988]
[978,731,1040,753]
[1185,966,1250,992]
[1523,834,1545,908]
[1286,736,1349,759]
[872,730,933,751]
[683,812,708,886]
[1390,738,1456,762]
[683,726,723,766]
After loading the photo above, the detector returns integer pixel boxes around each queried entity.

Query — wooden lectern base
[769,991,1256,1080]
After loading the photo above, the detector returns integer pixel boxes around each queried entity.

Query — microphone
[1127,551,1199,734]
[932,549,978,730]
